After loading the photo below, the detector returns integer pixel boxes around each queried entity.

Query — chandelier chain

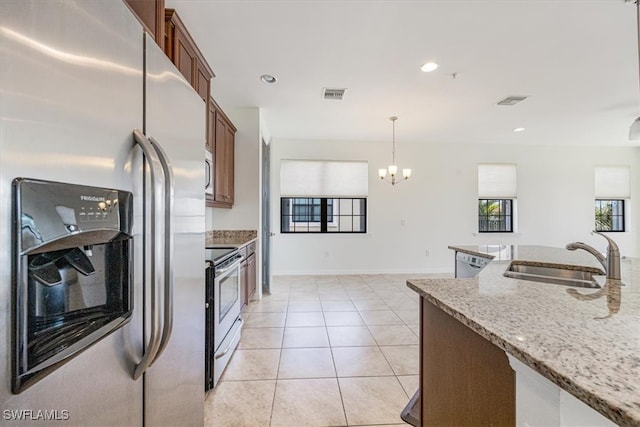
[392,117,396,165]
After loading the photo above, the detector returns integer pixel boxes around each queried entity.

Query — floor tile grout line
[218,275,422,426]
[326,306,352,427]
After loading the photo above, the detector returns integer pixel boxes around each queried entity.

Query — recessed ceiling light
[260,74,277,84]
[420,62,439,73]
[513,127,526,133]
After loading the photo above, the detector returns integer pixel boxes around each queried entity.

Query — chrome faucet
[566,231,621,281]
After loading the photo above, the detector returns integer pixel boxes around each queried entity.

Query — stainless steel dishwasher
[455,251,490,278]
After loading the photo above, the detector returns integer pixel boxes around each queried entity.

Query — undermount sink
[503,261,605,288]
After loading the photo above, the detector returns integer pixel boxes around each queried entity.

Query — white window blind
[595,166,630,198]
[280,160,369,197]
[478,164,517,198]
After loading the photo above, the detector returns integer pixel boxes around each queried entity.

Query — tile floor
[204,274,438,427]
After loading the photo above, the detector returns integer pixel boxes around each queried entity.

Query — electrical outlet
[400,219,406,226]
[425,249,430,257]
[324,251,330,258]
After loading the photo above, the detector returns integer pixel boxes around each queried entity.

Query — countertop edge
[448,245,496,259]
[406,278,634,427]
[205,237,258,249]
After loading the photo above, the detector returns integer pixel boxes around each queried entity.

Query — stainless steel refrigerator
[0,1,205,425]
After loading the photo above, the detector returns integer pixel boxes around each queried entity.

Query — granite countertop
[407,245,640,426]
[205,230,257,248]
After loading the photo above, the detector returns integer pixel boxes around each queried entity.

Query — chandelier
[378,116,411,185]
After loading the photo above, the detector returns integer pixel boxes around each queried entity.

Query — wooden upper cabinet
[207,98,236,209]
[123,0,165,45]
[176,34,196,83]
[196,63,210,103]
[207,98,215,151]
[164,8,214,103]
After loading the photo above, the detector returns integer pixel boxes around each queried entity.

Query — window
[281,198,366,233]
[595,200,625,232]
[478,199,513,232]
[594,166,629,233]
[478,164,517,233]
[291,198,329,223]
[280,160,368,234]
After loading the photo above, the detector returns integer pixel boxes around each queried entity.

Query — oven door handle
[149,136,174,365]
[214,317,244,360]
[214,256,244,276]
[132,129,164,380]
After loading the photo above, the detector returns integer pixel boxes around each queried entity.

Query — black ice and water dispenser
[12,178,133,392]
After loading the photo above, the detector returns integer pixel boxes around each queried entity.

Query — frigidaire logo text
[3,409,70,421]
[80,195,106,202]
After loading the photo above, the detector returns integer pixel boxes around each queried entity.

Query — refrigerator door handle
[132,129,164,380]
[148,136,174,364]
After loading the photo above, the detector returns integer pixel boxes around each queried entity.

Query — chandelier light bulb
[378,168,387,179]
[388,165,398,175]
[403,168,412,179]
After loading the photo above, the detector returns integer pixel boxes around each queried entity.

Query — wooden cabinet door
[247,253,257,301]
[421,299,515,426]
[174,29,196,84]
[240,259,248,309]
[206,98,236,208]
[214,113,228,202]
[224,122,235,205]
[206,98,215,151]
[164,9,213,99]
[205,101,215,205]
[196,63,210,102]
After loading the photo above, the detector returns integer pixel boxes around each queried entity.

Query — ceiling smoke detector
[497,96,528,106]
[322,88,346,100]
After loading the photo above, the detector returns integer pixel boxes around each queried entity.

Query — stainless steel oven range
[205,247,243,390]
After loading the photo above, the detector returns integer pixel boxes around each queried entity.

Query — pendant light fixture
[378,116,411,185]
[630,0,640,140]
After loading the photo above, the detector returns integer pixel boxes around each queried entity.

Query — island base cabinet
[420,299,515,426]
[507,355,617,427]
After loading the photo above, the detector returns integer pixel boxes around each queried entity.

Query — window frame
[478,199,514,233]
[594,199,625,233]
[281,197,367,234]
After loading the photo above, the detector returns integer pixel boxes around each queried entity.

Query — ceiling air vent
[497,96,528,106]
[323,88,346,100]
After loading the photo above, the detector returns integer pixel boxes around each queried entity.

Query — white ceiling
[165,0,639,147]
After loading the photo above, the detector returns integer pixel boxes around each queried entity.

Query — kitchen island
[406,245,640,426]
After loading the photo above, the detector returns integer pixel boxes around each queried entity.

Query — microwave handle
[132,129,163,380]
[205,157,212,190]
[149,136,174,364]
